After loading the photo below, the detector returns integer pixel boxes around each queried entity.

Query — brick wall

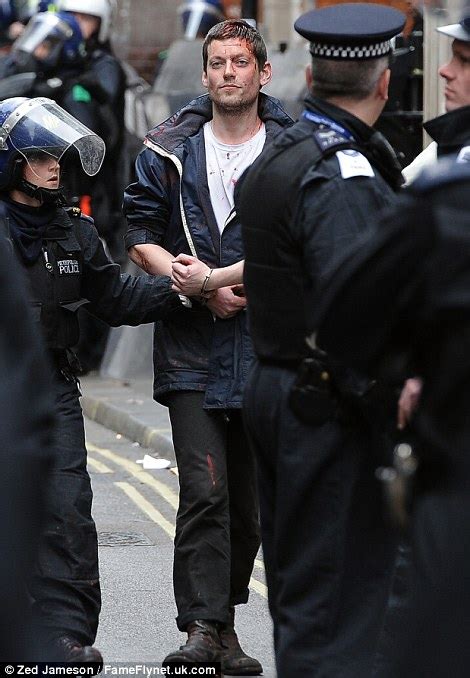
[112,0,180,83]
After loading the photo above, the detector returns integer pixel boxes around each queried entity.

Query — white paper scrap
[136,454,171,470]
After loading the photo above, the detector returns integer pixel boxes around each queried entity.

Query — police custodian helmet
[294,2,405,60]
[437,13,470,42]
[0,97,105,192]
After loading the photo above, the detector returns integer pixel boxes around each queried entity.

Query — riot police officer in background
[60,0,129,373]
[59,0,126,259]
[179,0,225,40]
[0,1,52,46]
[58,0,128,373]
[1,11,98,152]
[0,96,185,662]
[237,4,405,676]
[4,6,124,240]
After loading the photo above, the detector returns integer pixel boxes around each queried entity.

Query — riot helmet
[0,97,105,199]
[179,0,225,40]
[20,2,58,21]
[12,11,85,73]
[59,0,115,43]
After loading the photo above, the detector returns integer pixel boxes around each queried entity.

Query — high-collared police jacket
[424,105,470,158]
[238,94,404,364]
[2,203,183,360]
[123,93,293,408]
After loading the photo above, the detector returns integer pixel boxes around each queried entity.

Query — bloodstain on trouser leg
[207,454,217,487]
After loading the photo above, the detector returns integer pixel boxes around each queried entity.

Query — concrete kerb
[81,394,176,461]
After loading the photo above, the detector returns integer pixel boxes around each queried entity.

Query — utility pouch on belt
[288,356,337,425]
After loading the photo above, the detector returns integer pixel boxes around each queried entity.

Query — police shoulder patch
[335,149,375,179]
[313,128,349,152]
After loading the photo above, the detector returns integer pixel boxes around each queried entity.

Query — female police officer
[0,96,184,662]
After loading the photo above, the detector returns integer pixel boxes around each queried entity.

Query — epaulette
[65,206,94,223]
[410,153,470,194]
[312,128,352,153]
[67,206,82,217]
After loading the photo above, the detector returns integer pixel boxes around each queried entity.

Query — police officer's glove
[32,76,63,98]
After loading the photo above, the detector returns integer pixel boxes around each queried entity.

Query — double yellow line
[87,442,268,599]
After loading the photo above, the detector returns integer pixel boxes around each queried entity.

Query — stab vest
[240,120,381,363]
[4,206,89,352]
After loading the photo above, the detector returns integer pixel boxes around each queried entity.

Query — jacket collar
[305,94,377,144]
[145,92,292,155]
[43,208,73,240]
[423,105,470,156]
[304,94,404,189]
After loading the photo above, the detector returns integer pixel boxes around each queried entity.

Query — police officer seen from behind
[0,96,185,663]
[315,153,470,678]
[237,4,405,676]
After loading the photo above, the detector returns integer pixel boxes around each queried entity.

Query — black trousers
[393,492,470,678]
[243,362,397,678]
[31,373,100,648]
[166,391,260,631]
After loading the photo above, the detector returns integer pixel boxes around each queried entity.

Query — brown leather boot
[53,636,103,667]
[219,608,263,675]
[163,620,221,665]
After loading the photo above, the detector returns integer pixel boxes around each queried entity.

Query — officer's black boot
[219,607,263,675]
[163,620,221,665]
[53,636,103,666]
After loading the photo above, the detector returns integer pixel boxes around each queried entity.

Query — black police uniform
[424,104,470,157]
[237,4,405,675]
[0,230,56,661]
[1,198,183,649]
[316,155,470,678]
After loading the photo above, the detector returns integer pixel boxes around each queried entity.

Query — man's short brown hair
[310,55,391,101]
[202,19,268,72]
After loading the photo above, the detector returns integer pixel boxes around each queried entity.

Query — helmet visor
[179,2,224,39]
[13,14,72,57]
[5,98,105,176]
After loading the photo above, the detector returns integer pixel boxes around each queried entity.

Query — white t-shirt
[204,121,266,234]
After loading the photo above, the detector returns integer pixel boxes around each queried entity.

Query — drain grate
[98,531,153,547]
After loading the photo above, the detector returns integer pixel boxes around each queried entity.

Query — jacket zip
[42,243,57,338]
[219,208,237,267]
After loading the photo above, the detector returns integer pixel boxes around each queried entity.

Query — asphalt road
[85,416,276,676]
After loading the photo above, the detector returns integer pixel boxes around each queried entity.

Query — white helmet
[59,0,116,43]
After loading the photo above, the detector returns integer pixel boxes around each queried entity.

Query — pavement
[81,373,175,461]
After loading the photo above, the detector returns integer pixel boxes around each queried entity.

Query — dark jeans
[167,391,260,631]
[244,362,397,678]
[31,373,100,648]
